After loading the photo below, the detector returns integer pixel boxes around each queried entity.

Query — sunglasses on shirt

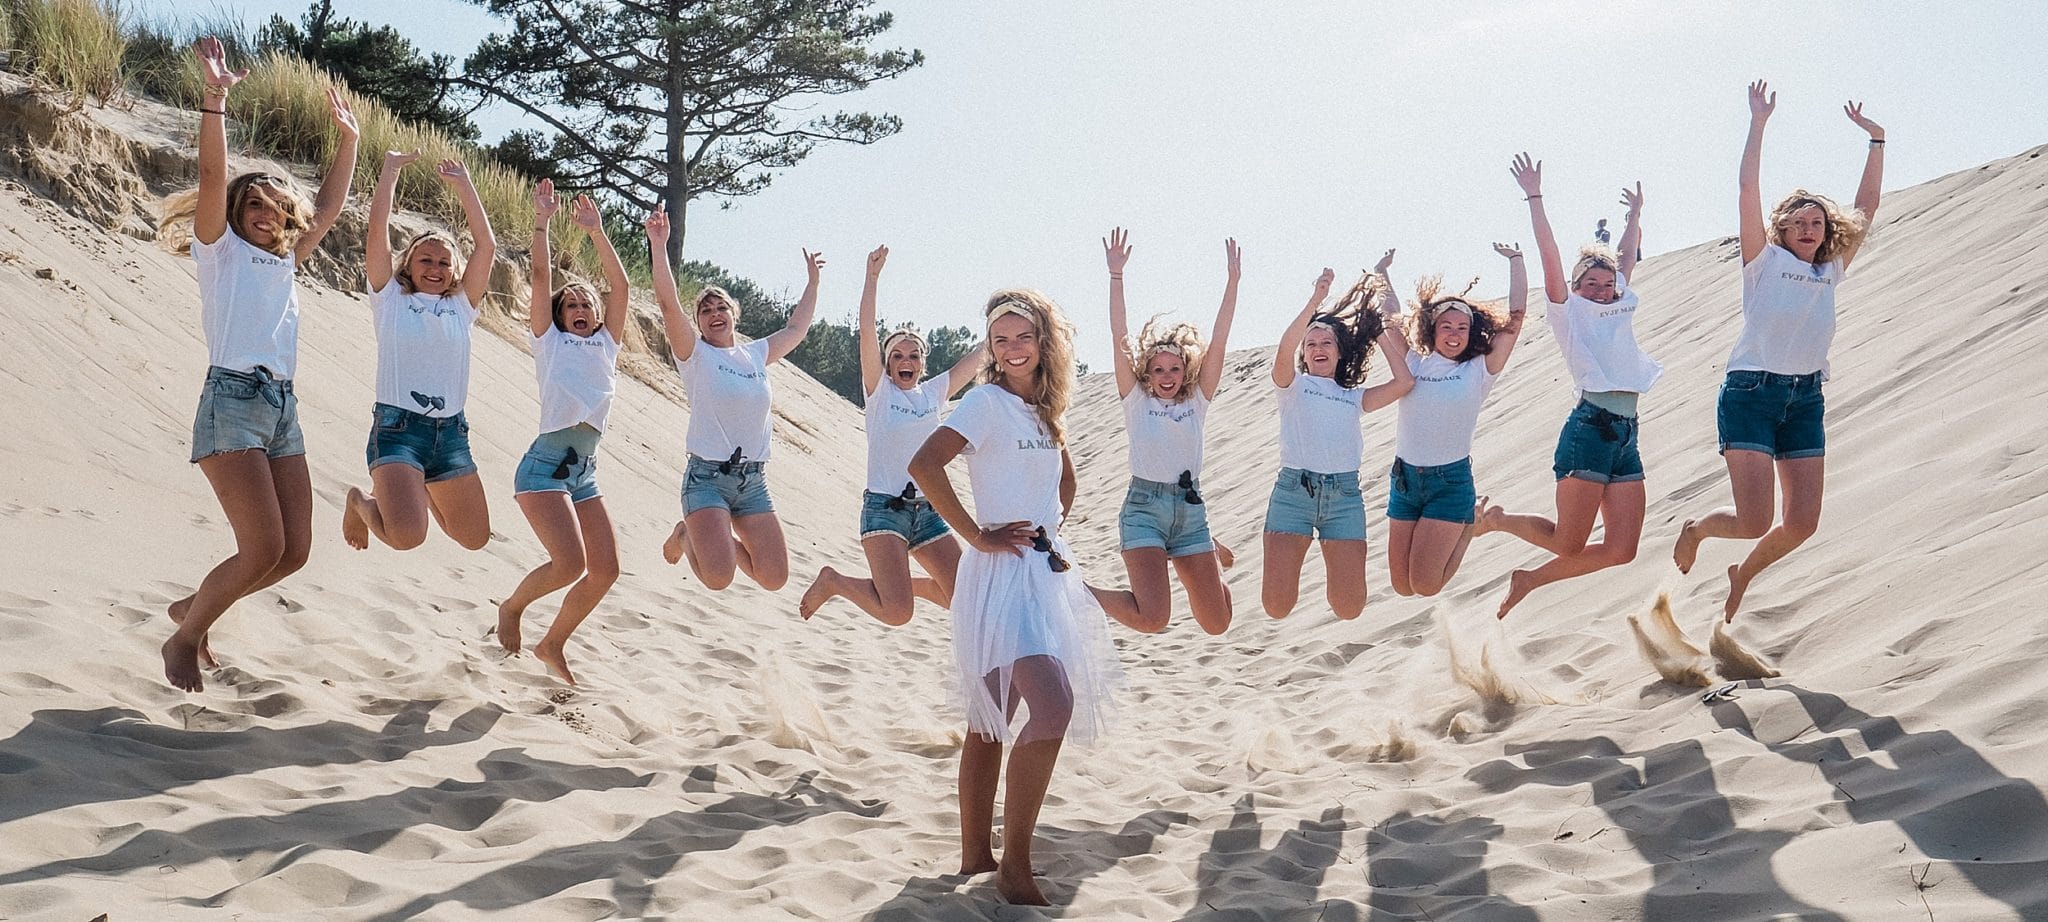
[1030,526,1071,573]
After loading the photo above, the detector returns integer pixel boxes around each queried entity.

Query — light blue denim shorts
[366,403,477,482]
[858,488,951,550]
[190,366,304,463]
[1263,468,1367,542]
[1118,475,1215,557]
[514,424,602,504]
[682,454,774,517]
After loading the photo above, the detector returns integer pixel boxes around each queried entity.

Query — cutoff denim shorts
[366,403,477,482]
[1118,475,1215,557]
[681,454,774,517]
[1717,370,1825,460]
[1387,457,1477,524]
[1264,468,1367,541]
[1553,400,1644,484]
[514,424,603,503]
[190,366,304,463]
[859,489,951,550]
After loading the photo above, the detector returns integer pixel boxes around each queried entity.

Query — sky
[135,1,2048,366]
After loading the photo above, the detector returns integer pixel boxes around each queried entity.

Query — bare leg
[1213,538,1236,569]
[168,454,313,670]
[1099,546,1173,633]
[1320,539,1370,620]
[910,537,963,607]
[500,491,586,655]
[424,472,492,551]
[1725,457,1823,622]
[1676,449,1776,573]
[799,534,918,625]
[1171,551,1233,635]
[662,519,688,565]
[1403,517,1476,598]
[165,451,291,691]
[534,497,620,684]
[731,512,790,590]
[996,655,1074,906]
[1261,532,1313,619]
[1386,519,1419,597]
[959,730,1003,874]
[674,507,735,589]
[1482,478,1605,557]
[1498,482,1646,619]
[344,464,433,551]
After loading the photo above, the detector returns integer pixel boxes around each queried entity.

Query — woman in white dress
[907,289,1125,906]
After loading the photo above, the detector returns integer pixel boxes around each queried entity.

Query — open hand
[194,36,248,92]
[643,207,670,245]
[1510,153,1542,198]
[1620,181,1644,219]
[569,194,602,232]
[971,520,1037,557]
[1103,227,1132,276]
[383,150,421,171]
[1224,237,1241,280]
[435,158,470,184]
[1749,80,1776,121]
[533,178,558,219]
[1311,267,1335,299]
[802,248,826,281]
[1844,101,1884,141]
[1373,247,1396,276]
[1493,241,1522,260]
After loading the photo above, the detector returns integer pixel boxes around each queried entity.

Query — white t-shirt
[677,338,774,461]
[941,385,1063,530]
[1122,388,1209,483]
[1276,373,1365,474]
[1548,272,1662,395]
[534,327,623,434]
[193,228,300,378]
[865,376,952,495]
[371,280,479,418]
[1730,243,1842,378]
[1395,352,1495,467]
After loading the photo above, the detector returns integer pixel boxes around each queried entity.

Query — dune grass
[3,0,127,105]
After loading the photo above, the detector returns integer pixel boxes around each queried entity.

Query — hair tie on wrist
[1869,138,1886,145]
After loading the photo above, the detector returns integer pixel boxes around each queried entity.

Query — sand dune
[5,80,2048,919]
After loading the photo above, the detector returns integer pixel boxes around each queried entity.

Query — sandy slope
[3,83,2048,920]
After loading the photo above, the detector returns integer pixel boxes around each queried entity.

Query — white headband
[1434,300,1474,318]
[988,300,1035,326]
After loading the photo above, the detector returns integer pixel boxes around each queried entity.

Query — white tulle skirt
[951,532,1123,745]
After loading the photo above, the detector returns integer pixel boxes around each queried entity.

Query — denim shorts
[190,366,305,463]
[1553,400,1644,484]
[514,424,602,503]
[366,403,477,482]
[1118,476,1215,557]
[1717,370,1826,460]
[1387,457,1478,523]
[1264,468,1367,541]
[858,490,951,550]
[681,455,774,517]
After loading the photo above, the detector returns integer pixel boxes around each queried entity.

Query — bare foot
[496,598,523,654]
[166,595,218,668]
[1214,539,1236,569]
[1673,518,1702,574]
[662,520,688,566]
[959,851,998,875]
[1474,499,1504,537]
[996,861,1048,905]
[1723,563,1752,623]
[534,637,577,685]
[798,566,837,620]
[342,487,371,550]
[1496,568,1537,620]
[162,634,206,692]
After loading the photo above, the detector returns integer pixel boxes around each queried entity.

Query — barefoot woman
[158,37,358,691]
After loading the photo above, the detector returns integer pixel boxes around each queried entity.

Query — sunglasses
[551,445,580,480]
[1298,472,1319,498]
[1030,526,1071,573]
[885,481,920,512]
[409,390,447,413]
[718,446,744,475]
[1178,469,1204,506]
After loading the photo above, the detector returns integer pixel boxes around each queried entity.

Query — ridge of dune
[4,77,2048,920]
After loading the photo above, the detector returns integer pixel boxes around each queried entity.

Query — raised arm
[909,428,1032,558]
[1842,100,1886,269]
[1739,80,1776,264]
[294,86,360,263]
[1616,182,1644,278]
[1272,268,1335,389]
[943,340,988,396]
[1511,153,1565,304]
[1485,243,1529,376]
[569,194,629,344]
[646,208,695,363]
[1103,227,1136,397]
[858,245,888,398]
[527,179,559,338]
[1198,237,1241,400]
[1361,299,1416,412]
[365,151,417,293]
[764,249,825,364]
[191,37,245,247]
[436,159,496,306]
[1369,248,1407,365]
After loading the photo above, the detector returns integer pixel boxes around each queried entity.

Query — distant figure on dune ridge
[156,37,359,693]
[339,150,499,555]
[1594,218,1610,244]
[493,180,631,686]
[653,237,824,593]
[1674,81,1886,622]
[907,289,1129,906]
[1088,227,1239,636]
[1381,244,1527,599]
[797,244,983,625]
[1479,155,1658,619]
[1261,252,1416,622]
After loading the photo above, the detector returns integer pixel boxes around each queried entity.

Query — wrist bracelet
[1525,194,1543,201]
[200,107,226,116]
[1108,274,1124,280]
[1869,138,1886,145]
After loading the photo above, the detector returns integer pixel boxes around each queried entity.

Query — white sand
[4,79,2048,919]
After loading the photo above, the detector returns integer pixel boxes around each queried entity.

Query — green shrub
[5,0,127,104]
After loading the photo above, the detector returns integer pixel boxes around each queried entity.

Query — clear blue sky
[136,1,2048,365]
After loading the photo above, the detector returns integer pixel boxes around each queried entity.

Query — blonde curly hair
[1767,189,1869,267]
[158,172,313,258]
[1570,243,1622,291]
[393,230,467,296]
[1122,315,1205,404]
[980,288,1076,445]
[1406,274,1509,362]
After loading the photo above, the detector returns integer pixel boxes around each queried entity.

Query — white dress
[940,385,1122,745]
